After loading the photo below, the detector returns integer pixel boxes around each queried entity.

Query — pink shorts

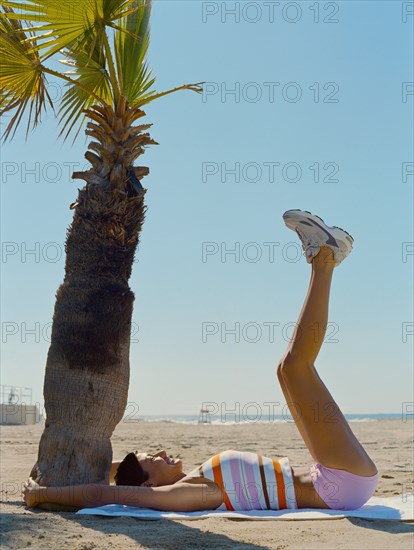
[310,463,379,510]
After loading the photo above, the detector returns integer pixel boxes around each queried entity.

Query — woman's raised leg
[277,246,377,476]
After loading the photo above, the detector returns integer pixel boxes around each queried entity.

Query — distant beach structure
[198,405,213,424]
[0,386,41,425]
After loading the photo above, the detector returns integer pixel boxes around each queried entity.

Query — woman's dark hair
[115,452,149,486]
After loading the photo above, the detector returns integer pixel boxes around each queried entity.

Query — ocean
[128,413,405,424]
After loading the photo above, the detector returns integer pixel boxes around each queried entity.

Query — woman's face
[137,450,183,486]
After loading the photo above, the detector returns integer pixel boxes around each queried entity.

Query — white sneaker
[283,209,354,266]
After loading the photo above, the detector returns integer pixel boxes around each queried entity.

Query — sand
[1,419,413,549]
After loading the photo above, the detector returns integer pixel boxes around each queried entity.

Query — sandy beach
[1,418,413,549]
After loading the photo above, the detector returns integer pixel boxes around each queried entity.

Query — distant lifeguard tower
[198,405,213,424]
[0,386,41,425]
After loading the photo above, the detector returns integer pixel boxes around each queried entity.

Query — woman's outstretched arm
[23,478,223,512]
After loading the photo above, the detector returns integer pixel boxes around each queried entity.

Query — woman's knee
[276,362,284,384]
[277,352,312,378]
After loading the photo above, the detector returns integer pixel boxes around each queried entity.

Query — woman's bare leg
[277,247,377,476]
[277,367,318,459]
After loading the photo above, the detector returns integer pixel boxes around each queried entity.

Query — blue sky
[1,1,413,416]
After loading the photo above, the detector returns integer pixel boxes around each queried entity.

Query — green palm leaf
[113,1,204,109]
[1,0,204,142]
[0,6,53,140]
[114,0,155,105]
[0,0,140,60]
[57,44,112,141]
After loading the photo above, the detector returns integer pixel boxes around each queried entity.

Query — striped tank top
[187,450,297,511]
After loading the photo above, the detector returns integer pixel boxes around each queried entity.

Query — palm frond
[57,45,112,141]
[136,82,204,108]
[0,0,139,60]
[1,0,204,142]
[0,6,53,140]
[114,0,155,105]
[113,1,204,108]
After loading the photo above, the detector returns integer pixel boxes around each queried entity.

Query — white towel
[77,493,413,521]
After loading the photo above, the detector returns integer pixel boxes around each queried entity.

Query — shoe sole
[283,209,354,247]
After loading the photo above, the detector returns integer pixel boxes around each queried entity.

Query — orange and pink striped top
[187,450,297,511]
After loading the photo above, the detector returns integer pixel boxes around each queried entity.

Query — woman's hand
[22,477,44,508]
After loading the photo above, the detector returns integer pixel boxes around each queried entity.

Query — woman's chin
[166,457,182,467]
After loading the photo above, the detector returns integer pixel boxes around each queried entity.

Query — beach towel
[77,493,413,521]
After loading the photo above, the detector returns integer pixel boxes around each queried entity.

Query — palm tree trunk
[30,183,146,488]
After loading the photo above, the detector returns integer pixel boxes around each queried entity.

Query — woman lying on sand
[23,209,379,512]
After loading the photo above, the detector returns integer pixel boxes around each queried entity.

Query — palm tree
[0,0,202,489]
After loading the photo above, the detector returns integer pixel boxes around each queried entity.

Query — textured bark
[31,100,153,492]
